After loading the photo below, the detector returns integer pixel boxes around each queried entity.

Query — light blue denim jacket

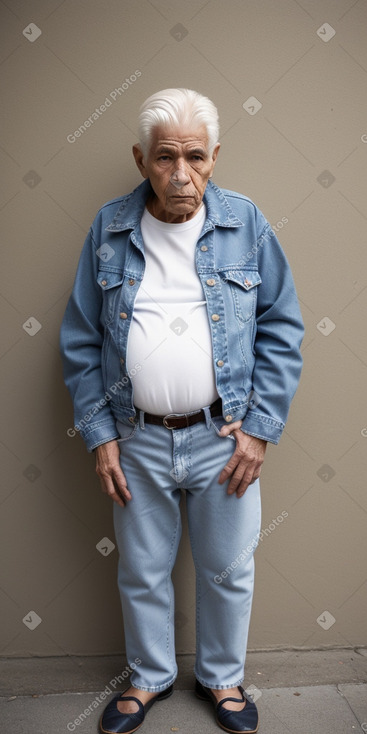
[60,179,304,452]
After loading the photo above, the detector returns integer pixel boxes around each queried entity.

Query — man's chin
[167,196,200,211]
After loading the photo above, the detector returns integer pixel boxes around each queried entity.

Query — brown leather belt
[142,398,222,429]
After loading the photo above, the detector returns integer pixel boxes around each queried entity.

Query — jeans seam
[186,512,201,672]
[165,514,181,670]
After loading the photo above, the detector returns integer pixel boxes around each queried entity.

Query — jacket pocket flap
[97,270,124,290]
[220,270,261,290]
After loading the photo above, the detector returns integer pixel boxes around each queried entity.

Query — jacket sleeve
[241,218,304,444]
[59,225,119,452]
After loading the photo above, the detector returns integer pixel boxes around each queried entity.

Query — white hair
[137,88,220,157]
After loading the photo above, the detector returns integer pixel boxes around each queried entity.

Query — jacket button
[211,313,220,322]
[217,359,224,367]
[128,279,135,286]
[101,279,107,286]
[200,245,208,251]
[119,312,128,319]
[206,278,216,286]
[225,414,233,422]
[128,416,136,424]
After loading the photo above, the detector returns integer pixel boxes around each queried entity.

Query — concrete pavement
[1,649,366,733]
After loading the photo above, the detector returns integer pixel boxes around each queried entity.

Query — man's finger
[111,475,132,505]
[218,457,237,484]
[226,468,246,495]
[112,468,132,502]
[99,474,123,507]
[98,466,132,507]
[235,466,261,496]
[226,460,255,491]
[218,420,242,437]
[222,457,261,495]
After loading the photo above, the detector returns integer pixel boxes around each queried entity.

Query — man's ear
[211,143,220,164]
[209,143,220,177]
[132,144,148,178]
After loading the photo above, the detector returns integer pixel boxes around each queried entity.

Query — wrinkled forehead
[148,123,210,153]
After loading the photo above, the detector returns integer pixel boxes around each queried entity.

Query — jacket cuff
[77,417,120,453]
[241,410,284,444]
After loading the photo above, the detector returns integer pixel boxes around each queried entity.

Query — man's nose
[169,168,191,189]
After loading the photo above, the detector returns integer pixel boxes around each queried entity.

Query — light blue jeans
[113,407,261,692]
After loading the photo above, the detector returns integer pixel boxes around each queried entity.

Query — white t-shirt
[126,204,219,414]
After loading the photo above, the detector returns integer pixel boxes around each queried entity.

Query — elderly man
[60,88,303,734]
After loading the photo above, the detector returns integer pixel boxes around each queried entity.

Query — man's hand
[218,421,267,497]
[95,440,132,508]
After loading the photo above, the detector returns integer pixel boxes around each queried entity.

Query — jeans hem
[129,674,177,693]
[194,671,244,690]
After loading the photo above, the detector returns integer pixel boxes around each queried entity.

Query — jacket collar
[105,178,244,232]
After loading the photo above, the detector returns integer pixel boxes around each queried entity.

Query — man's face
[133,124,220,223]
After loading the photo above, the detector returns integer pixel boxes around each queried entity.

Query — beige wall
[1,0,366,657]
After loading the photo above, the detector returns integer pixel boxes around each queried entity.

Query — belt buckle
[162,409,201,429]
[162,413,176,429]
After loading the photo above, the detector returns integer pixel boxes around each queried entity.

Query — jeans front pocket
[115,419,138,443]
[209,415,236,440]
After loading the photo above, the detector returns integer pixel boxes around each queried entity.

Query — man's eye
[158,155,170,161]
[191,155,204,161]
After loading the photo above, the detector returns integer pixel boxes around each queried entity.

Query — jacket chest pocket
[220,269,261,323]
[97,269,124,325]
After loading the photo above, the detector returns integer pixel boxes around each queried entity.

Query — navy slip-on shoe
[99,684,173,734]
[195,680,259,734]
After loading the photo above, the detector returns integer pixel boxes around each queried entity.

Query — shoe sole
[196,689,259,734]
[99,721,141,734]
